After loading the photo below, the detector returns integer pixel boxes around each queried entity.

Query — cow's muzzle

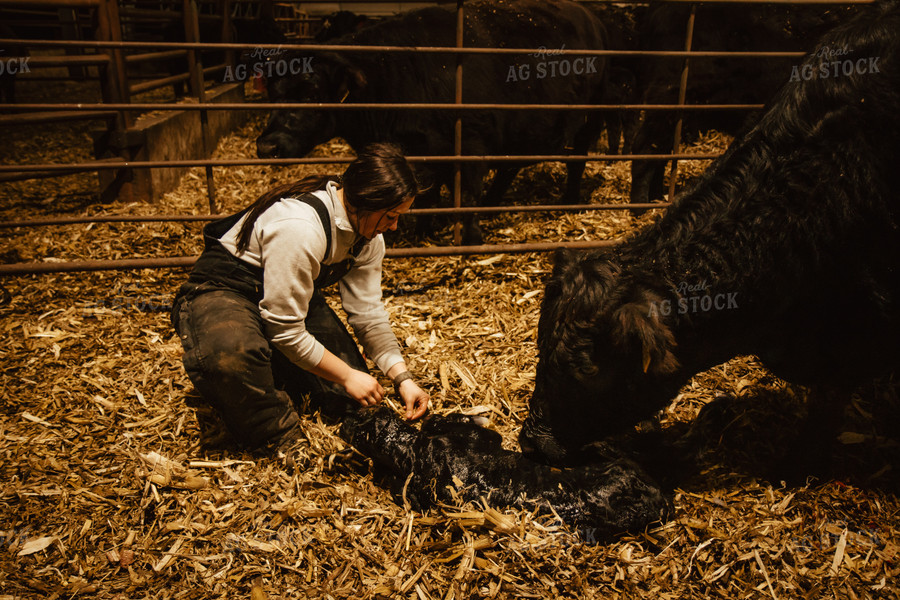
[518,420,570,465]
[256,138,281,158]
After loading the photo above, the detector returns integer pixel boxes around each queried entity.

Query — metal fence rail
[0,0,874,274]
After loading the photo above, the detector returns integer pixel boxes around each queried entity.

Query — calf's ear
[613,300,679,375]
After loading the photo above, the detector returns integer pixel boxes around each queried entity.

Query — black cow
[255,0,612,243]
[340,406,668,539]
[313,11,371,43]
[628,3,859,205]
[519,1,900,465]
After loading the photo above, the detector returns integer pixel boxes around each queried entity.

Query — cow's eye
[573,362,599,381]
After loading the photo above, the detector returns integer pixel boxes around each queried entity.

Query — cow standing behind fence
[627,3,860,206]
[255,0,617,244]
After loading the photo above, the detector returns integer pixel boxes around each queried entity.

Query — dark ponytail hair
[236,143,419,253]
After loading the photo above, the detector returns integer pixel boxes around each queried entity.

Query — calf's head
[256,52,367,158]
[417,413,500,454]
[520,249,681,464]
[340,406,417,474]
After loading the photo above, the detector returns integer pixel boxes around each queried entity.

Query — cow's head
[519,249,682,465]
[256,51,367,158]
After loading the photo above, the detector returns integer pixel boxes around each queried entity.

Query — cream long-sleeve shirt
[217,181,404,375]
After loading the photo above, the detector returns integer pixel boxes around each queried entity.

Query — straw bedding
[1,101,899,599]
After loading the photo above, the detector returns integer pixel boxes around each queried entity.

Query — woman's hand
[341,369,384,407]
[398,379,430,420]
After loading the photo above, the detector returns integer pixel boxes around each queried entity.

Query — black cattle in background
[255,0,613,244]
[628,3,860,205]
[519,1,900,465]
[313,11,371,43]
[583,3,643,155]
[339,405,668,539]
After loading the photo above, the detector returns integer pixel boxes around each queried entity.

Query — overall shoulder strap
[295,192,333,260]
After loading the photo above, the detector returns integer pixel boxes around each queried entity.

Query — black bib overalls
[171,194,369,451]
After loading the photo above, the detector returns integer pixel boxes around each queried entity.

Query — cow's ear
[322,51,368,98]
[552,247,576,274]
[613,299,679,375]
[346,64,367,90]
[336,64,367,100]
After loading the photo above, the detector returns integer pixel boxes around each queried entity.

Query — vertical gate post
[183,0,202,98]
[222,0,235,72]
[59,7,85,80]
[452,0,465,246]
[667,3,697,202]
[184,0,218,213]
[95,0,134,202]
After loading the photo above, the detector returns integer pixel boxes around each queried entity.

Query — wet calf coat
[340,406,668,538]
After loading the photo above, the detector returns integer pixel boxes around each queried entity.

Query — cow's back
[631,0,900,386]
[329,0,609,151]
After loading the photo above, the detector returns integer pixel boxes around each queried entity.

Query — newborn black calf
[340,406,669,539]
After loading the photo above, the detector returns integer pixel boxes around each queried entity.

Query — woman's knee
[196,334,274,387]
